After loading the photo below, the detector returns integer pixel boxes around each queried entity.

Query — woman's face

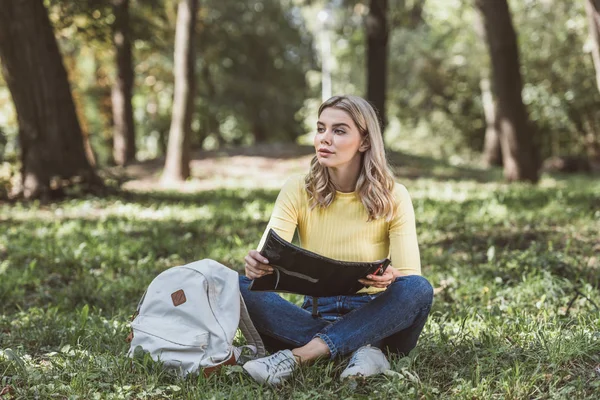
[314,107,365,170]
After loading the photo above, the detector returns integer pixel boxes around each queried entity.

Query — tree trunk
[112,0,136,166]
[94,54,115,163]
[365,0,388,130]
[252,120,268,143]
[586,0,600,94]
[199,63,220,148]
[480,78,502,167]
[474,10,502,167]
[475,0,539,183]
[163,0,197,182]
[0,0,102,200]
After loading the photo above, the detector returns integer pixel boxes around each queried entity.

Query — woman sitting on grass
[239,95,433,385]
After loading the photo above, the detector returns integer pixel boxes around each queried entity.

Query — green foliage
[0,0,316,167]
[328,0,600,161]
[47,0,113,44]
[315,0,490,158]
[51,0,316,160]
[388,0,486,156]
[513,0,600,158]
[196,0,316,146]
[2,0,599,168]
[1,159,599,398]
[385,0,600,160]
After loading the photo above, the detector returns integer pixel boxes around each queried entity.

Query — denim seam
[314,332,338,358]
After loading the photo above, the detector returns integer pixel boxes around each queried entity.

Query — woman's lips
[318,148,333,156]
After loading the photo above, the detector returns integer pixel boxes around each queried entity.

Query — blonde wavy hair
[305,95,397,221]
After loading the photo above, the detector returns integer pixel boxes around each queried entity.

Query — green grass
[1,165,599,399]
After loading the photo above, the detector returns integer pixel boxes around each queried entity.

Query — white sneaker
[243,349,298,385]
[340,345,390,380]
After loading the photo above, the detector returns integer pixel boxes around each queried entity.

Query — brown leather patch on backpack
[202,353,237,377]
[171,289,187,306]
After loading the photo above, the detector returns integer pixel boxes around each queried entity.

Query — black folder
[249,229,390,297]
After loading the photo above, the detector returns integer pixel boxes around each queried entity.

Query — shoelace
[348,346,378,368]
[264,352,296,374]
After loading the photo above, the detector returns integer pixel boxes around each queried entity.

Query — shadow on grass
[199,144,503,183]
[118,187,279,207]
[108,144,506,189]
[489,188,600,212]
[387,151,502,183]
[192,143,317,159]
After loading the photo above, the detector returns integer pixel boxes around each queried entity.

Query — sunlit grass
[0,164,599,398]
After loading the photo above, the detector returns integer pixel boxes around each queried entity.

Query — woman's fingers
[359,278,388,288]
[244,251,272,279]
[245,263,265,280]
[359,270,394,288]
[246,269,262,280]
[244,254,272,272]
[248,250,269,265]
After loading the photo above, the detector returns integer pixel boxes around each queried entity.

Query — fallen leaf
[0,386,13,397]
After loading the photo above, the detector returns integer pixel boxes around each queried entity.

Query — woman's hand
[358,267,396,289]
[244,250,273,280]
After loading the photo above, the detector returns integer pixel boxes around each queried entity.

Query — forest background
[0,0,599,398]
[0,0,599,197]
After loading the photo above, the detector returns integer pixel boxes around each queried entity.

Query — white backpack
[127,259,266,377]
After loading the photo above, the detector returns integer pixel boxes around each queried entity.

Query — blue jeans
[239,275,433,358]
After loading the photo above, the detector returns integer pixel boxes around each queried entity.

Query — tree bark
[586,0,600,94]
[199,63,220,148]
[473,10,502,167]
[163,0,197,182]
[111,0,136,166]
[94,54,116,162]
[365,0,388,130]
[252,120,268,143]
[475,0,539,183]
[0,0,102,200]
[480,77,503,166]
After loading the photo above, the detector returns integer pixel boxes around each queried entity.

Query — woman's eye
[317,127,325,133]
[334,129,345,135]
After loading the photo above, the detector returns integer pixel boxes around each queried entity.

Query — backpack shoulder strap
[238,294,266,358]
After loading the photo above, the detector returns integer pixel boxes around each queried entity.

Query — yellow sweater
[257,175,421,294]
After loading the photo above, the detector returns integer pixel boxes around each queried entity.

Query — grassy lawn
[1,152,599,399]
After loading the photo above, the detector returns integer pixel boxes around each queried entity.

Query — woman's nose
[320,130,332,144]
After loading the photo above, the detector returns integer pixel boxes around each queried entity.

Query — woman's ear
[359,138,370,152]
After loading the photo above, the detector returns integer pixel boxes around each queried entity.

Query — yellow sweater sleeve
[389,184,421,276]
[256,176,301,250]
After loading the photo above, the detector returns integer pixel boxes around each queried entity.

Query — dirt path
[116,143,315,192]
[110,143,500,192]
